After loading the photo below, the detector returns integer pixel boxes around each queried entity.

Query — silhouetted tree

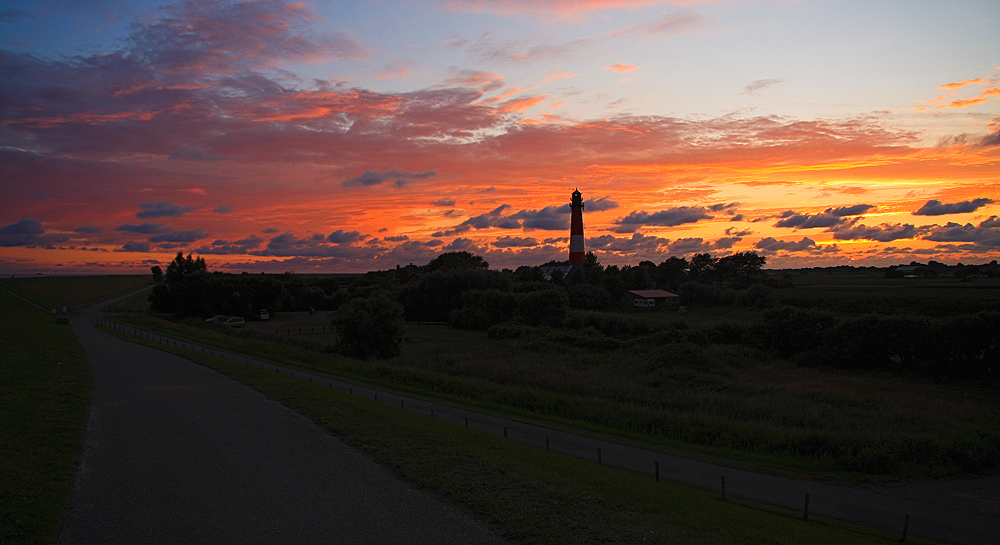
[151,265,163,283]
[424,251,489,272]
[164,252,207,284]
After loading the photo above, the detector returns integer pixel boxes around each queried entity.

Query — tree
[151,265,163,283]
[656,257,688,291]
[688,253,717,282]
[333,294,406,360]
[164,252,207,284]
[424,251,489,273]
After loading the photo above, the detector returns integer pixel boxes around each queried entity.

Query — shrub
[516,288,569,326]
[735,283,776,309]
[748,306,837,358]
[564,310,657,339]
[566,283,613,310]
[333,293,406,360]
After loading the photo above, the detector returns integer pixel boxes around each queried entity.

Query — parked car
[205,315,229,323]
[254,309,269,321]
[223,316,245,327]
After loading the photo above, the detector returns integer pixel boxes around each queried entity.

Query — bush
[748,306,837,358]
[564,310,657,339]
[735,283,776,309]
[566,283,613,310]
[516,288,569,326]
[333,294,406,360]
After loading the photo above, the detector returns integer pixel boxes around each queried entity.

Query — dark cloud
[0,218,43,246]
[213,204,234,214]
[913,198,994,216]
[137,200,197,219]
[589,232,669,254]
[586,196,619,212]
[74,226,101,233]
[117,223,171,234]
[251,230,384,258]
[707,202,740,213]
[492,236,538,248]
[194,234,264,254]
[756,237,818,252]
[921,222,1000,247]
[443,237,478,251]
[668,237,709,253]
[436,204,567,236]
[828,204,874,216]
[725,227,754,237]
[980,216,1000,228]
[741,78,783,96]
[774,204,871,229]
[170,145,221,161]
[431,197,456,207]
[148,229,209,243]
[343,169,437,187]
[385,235,409,242]
[327,229,363,244]
[262,228,279,233]
[611,206,712,233]
[126,0,368,76]
[831,223,917,242]
[119,241,152,252]
[711,236,741,249]
[510,205,569,231]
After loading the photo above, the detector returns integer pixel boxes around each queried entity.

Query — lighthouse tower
[568,189,585,265]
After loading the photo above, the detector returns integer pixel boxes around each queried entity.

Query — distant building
[625,289,679,309]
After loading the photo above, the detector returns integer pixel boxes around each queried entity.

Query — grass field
[102,325,932,545]
[0,291,92,545]
[112,291,1000,484]
[0,275,151,311]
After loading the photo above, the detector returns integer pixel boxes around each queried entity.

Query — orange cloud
[939,78,982,89]
[500,95,548,112]
[605,63,639,73]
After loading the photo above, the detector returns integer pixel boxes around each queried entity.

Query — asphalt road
[60,298,509,545]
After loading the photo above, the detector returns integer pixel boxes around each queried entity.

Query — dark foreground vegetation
[140,251,1000,482]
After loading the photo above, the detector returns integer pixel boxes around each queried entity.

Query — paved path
[90,312,1000,545]
[60,298,509,544]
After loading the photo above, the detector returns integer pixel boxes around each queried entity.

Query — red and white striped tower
[568,188,585,265]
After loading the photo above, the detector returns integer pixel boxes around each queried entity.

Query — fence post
[901,513,910,542]
[721,476,726,502]
[803,493,810,520]
[597,447,602,466]
[546,436,550,451]
[655,461,660,482]
[504,426,508,438]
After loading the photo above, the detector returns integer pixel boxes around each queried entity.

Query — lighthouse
[568,188,585,265]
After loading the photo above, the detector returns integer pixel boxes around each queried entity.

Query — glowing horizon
[1,0,998,274]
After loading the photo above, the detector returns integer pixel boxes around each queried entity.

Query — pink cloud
[605,63,638,73]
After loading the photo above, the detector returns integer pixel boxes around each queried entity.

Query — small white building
[625,289,679,309]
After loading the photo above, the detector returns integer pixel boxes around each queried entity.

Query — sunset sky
[2,0,998,274]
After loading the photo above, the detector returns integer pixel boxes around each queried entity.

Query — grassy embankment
[112,274,1000,484]
[100,321,931,545]
[0,291,92,544]
[0,275,149,545]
